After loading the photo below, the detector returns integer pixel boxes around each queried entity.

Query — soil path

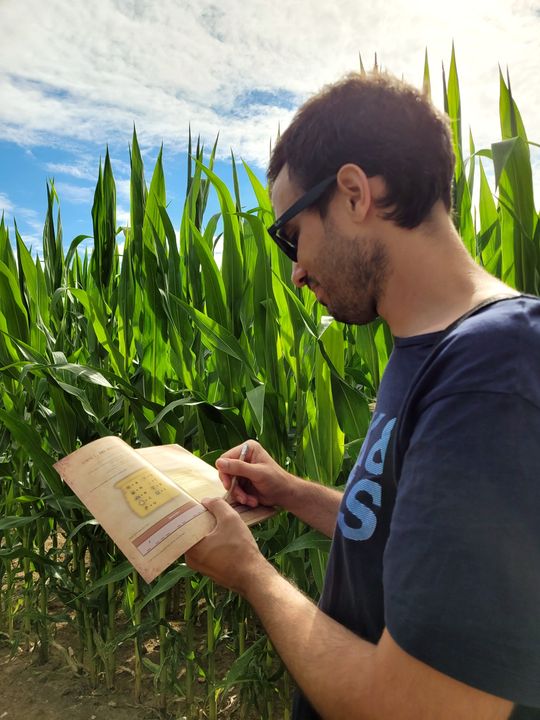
[0,641,167,720]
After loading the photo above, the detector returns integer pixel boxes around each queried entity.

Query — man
[185,72,540,719]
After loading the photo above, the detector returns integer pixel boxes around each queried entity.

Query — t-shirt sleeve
[383,390,540,708]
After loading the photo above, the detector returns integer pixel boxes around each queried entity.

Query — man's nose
[291,262,308,288]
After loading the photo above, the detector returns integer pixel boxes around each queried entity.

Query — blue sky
[1,0,539,257]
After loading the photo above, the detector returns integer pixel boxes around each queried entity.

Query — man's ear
[335,164,371,222]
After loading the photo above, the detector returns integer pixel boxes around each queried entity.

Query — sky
[1,0,539,258]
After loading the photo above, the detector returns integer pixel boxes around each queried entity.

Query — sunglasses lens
[268,225,297,261]
[276,231,297,262]
[267,173,336,261]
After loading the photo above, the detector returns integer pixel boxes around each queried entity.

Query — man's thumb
[201,496,236,519]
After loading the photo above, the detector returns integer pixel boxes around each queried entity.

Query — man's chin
[328,305,379,326]
[326,306,349,324]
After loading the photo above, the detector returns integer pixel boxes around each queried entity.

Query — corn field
[0,52,539,718]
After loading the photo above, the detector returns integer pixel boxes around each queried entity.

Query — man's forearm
[186,499,514,720]
[242,560,376,720]
[241,561,514,720]
[283,476,342,538]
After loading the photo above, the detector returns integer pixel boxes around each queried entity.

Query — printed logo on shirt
[337,412,396,541]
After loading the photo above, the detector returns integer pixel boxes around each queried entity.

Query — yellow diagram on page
[115,468,181,518]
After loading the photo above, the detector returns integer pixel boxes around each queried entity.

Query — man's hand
[216,440,295,509]
[184,497,277,595]
[217,440,343,538]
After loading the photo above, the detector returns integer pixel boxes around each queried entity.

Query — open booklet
[54,436,274,583]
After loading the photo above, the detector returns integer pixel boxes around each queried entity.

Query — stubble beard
[321,225,389,326]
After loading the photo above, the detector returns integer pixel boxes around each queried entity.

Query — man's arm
[216,441,342,538]
[280,476,342,538]
[185,498,514,720]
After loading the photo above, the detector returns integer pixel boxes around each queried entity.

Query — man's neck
[375,208,518,338]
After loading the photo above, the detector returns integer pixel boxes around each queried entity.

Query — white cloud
[16,207,42,232]
[21,235,43,259]
[0,201,43,257]
[115,179,131,204]
[116,204,130,227]
[0,0,539,175]
[0,198,42,242]
[53,182,95,205]
[44,160,95,181]
[0,192,15,216]
[1,0,538,169]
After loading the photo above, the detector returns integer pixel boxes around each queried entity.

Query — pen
[224,442,250,503]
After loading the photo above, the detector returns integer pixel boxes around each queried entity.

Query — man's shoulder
[443,294,540,353]
[415,295,540,403]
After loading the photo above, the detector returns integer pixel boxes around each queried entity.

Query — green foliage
[0,53,539,717]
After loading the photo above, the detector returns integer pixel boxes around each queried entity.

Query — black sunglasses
[267,174,337,261]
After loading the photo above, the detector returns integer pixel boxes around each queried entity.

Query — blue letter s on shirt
[338,414,396,541]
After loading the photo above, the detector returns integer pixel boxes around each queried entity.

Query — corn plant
[0,51,538,717]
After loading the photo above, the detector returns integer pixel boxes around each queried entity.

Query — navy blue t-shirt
[293,296,540,719]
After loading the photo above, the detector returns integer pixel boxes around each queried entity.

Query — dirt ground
[0,644,163,720]
[0,623,283,720]
[0,633,198,720]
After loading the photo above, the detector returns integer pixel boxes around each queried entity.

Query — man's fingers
[219,442,253,461]
[201,496,237,520]
[216,457,251,477]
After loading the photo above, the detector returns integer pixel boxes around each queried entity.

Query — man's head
[268,71,455,231]
[266,72,456,326]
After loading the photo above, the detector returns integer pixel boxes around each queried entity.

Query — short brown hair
[267,72,455,228]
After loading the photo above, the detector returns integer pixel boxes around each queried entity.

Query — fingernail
[216,459,228,469]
